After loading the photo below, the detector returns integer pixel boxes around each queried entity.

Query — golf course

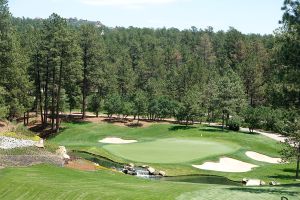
[1,120,300,200]
[49,122,296,179]
[1,0,300,199]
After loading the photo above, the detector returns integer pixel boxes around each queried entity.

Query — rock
[94,163,99,166]
[269,181,280,186]
[246,179,261,186]
[122,169,128,174]
[124,165,134,171]
[158,171,166,176]
[242,178,248,184]
[35,139,44,148]
[147,167,155,174]
[153,171,159,176]
[56,146,70,160]
[128,163,135,168]
[141,165,149,168]
[127,170,137,176]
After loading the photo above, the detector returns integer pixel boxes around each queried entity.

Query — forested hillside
[0,0,299,134]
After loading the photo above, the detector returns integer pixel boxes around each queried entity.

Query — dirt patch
[65,159,97,171]
[0,154,64,167]
[84,117,172,128]
[0,121,12,133]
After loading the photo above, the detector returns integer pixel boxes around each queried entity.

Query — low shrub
[227,117,241,131]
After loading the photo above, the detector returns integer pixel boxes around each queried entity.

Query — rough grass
[0,164,299,200]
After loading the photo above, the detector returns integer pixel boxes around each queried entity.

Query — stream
[71,151,241,186]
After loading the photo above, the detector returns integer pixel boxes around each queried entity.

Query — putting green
[103,138,240,163]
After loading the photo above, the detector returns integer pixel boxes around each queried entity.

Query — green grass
[48,121,299,184]
[1,121,300,199]
[0,164,299,200]
[103,138,239,163]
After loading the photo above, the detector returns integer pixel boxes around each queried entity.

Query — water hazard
[71,151,241,186]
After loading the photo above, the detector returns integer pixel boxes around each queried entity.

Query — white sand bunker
[99,137,137,144]
[192,157,258,172]
[245,151,282,164]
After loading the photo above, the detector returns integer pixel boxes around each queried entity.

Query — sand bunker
[192,157,258,172]
[245,151,282,164]
[99,137,137,144]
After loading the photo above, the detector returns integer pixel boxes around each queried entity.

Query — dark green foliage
[227,117,241,131]
[0,0,33,120]
[280,115,300,178]
[176,87,203,126]
[132,90,148,122]
[104,93,122,118]
[243,107,262,133]
[89,93,102,117]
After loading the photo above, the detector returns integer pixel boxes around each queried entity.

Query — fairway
[103,138,240,163]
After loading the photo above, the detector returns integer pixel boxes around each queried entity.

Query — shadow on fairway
[68,121,92,125]
[227,187,300,196]
[268,168,297,180]
[283,168,297,173]
[168,126,197,131]
[198,127,224,133]
[268,174,296,180]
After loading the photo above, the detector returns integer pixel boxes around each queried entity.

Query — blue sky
[9,0,283,34]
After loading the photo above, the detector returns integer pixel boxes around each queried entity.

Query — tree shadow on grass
[226,187,300,197]
[283,168,297,173]
[268,168,297,180]
[168,125,197,131]
[198,127,224,133]
[126,123,144,128]
[68,120,92,125]
[268,174,296,180]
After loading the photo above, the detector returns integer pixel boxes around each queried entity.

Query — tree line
[0,0,299,177]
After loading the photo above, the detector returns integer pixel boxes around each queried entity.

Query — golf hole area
[103,138,240,164]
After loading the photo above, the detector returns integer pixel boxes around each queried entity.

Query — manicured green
[103,138,239,163]
[0,165,299,200]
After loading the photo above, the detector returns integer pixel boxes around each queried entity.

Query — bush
[227,117,241,131]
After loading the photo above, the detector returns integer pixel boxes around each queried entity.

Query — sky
[8,0,284,34]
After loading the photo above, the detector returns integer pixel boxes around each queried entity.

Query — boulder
[127,170,137,176]
[159,171,166,177]
[56,146,70,160]
[128,163,135,168]
[147,167,155,174]
[153,171,160,176]
[35,139,44,148]
[246,179,261,186]
[242,178,248,184]
[124,165,134,171]
[141,165,149,168]
[269,181,280,186]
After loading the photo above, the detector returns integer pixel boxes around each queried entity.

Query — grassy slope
[0,165,299,200]
[50,122,297,183]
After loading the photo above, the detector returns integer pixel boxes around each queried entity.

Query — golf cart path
[204,122,287,143]
[239,127,287,143]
